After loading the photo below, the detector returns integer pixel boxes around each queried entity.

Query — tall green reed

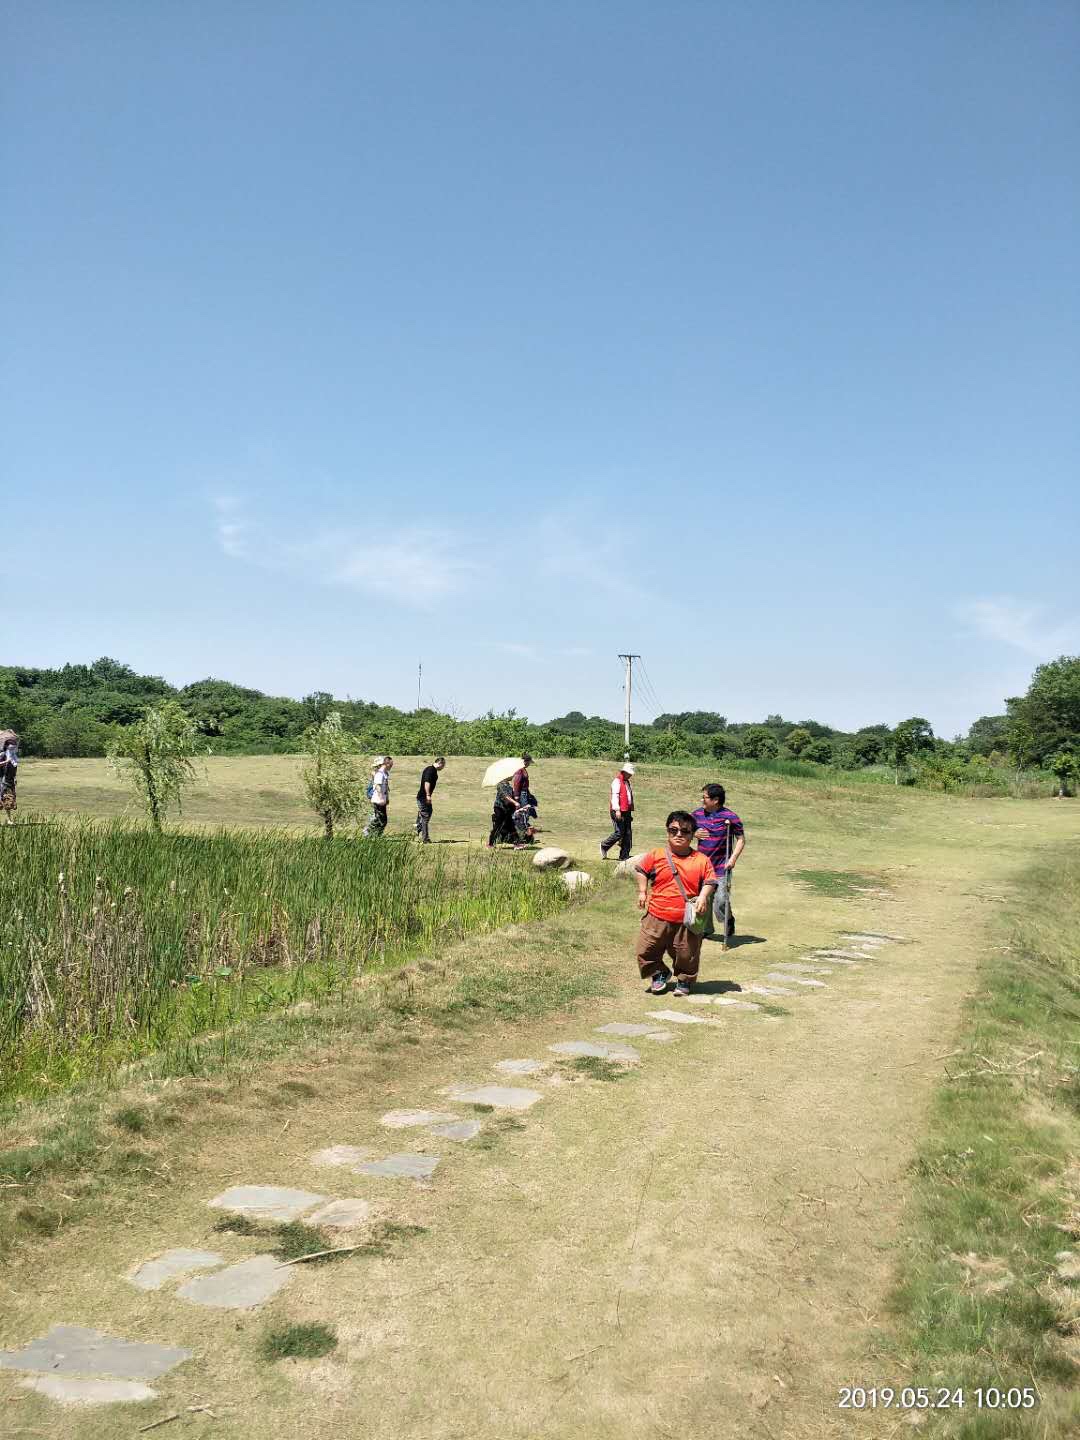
[0,819,566,1098]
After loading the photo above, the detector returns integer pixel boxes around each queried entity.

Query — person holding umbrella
[482,755,530,848]
[600,762,635,860]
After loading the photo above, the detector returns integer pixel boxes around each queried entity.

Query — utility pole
[618,653,640,760]
[417,663,422,711]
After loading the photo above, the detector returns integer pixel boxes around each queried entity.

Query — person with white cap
[362,756,393,837]
[600,762,635,860]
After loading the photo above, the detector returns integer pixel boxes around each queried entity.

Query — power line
[637,659,665,718]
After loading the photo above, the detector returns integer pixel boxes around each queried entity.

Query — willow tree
[108,700,200,830]
[301,711,362,838]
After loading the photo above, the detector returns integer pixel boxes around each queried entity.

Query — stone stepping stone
[840,932,902,943]
[177,1254,290,1309]
[357,1154,441,1179]
[428,1119,482,1142]
[17,1375,158,1406]
[805,952,862,964]
[641,1030,676,1042]
[549,1040,641,1063]
[494,1059,546,1075]
[710,998,761,1010]
[308,1198,372,1229]
[380,1109,460,1129]
[764,973,826,988]
[310,1144,372,1168]
[443,1084,543,1111]
[0,1324,192,1381]
[596,1022,669,1038]
[768,962,827,974]
[648,1009,724,1027]
[127,1249,223,1292]
[208,1184,327,1222]
[745,984,796,997]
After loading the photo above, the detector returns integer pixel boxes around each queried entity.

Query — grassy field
[3,756,1080,1437]
[15,747,952,842]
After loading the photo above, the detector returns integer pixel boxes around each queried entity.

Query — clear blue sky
[4,1,1078,738]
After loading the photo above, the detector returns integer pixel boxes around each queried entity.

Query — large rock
[533,847,570,871]
[614,853,646,877]
[561,870,592,892]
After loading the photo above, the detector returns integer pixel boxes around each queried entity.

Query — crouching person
[634,810,718,998]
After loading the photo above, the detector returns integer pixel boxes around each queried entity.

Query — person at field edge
[692,783,746,939]
[363,756,393,836]
[634,810,718,997]
[0,732,18,824]
[487,776,517,847]
[415,756,445,843]
[600,762,635,860]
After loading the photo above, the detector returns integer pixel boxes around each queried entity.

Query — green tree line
[2,655,1078,794]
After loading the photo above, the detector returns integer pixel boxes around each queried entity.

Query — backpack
[365,781,374,800]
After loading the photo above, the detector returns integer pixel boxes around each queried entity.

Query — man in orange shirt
[634,810,719,997]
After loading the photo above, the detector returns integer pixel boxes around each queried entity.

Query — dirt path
[4,796,1078,1439]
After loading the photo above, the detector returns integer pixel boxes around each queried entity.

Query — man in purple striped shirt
[692,784,746,939]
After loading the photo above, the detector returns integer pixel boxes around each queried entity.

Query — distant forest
[2,655,1078,794]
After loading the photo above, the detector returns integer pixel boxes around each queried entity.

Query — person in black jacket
[415,756,445,843]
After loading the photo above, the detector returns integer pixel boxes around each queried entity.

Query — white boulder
[615,853,646,877]
[533,847,571,871]
[562,870,593,892]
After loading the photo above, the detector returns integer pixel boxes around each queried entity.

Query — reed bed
[0,819,566,1098]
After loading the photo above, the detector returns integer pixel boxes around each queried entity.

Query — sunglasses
[667,825,694,836]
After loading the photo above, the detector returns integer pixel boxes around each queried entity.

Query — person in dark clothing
[487,777,518,847]
[415,756,445,843]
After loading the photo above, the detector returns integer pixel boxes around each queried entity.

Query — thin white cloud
[211,499,480,610]
[534,509,648,608]
[955,596,1080,658]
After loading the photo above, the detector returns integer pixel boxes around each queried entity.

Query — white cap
[621,763,635,775]
[371,756,386,769]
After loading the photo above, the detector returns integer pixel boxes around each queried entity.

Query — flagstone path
[0,926,911,1427]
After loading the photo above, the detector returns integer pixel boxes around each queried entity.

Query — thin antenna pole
[417,663,422,711]
[618,653,640,759]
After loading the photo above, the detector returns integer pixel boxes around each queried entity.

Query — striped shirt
[691,806,743,867]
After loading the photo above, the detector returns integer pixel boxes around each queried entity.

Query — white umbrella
[482,757,524,787]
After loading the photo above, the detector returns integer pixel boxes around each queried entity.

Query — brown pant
[636,912,703,981]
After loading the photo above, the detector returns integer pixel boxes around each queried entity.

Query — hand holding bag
[664,847,710,935]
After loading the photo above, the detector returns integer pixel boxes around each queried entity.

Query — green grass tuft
[790,868,883,897]
[113,1104,152,1134]
[212,1214,262,1236]
[569,1055,634,1082]
[259,1322,337,1362]
[273,1221,333,1262]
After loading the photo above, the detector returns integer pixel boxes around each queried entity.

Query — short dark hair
[434,756,445,765]
[665,809,696,832]
[702,783,726,805]
[521,753,533,765]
